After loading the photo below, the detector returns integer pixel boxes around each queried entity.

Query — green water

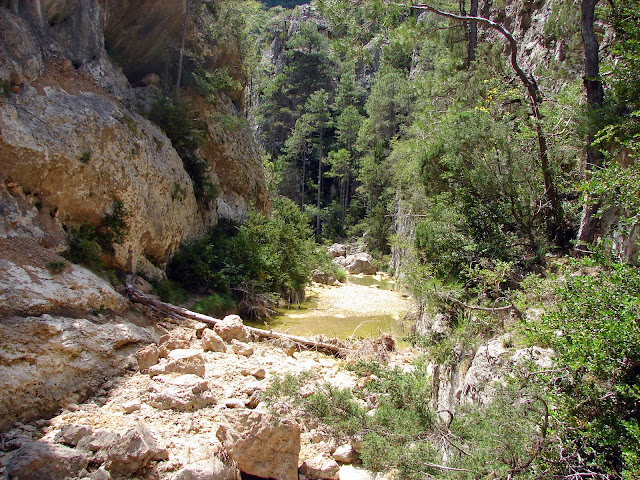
[246,274,412,341]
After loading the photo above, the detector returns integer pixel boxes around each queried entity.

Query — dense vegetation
[131,0,639,476]
[240,0,640,478]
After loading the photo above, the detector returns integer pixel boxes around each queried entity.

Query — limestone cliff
[0,0,269,277]
[0,0,269,432]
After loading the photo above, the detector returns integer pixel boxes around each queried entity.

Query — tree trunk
[577,0,605,245]
[125,283,353,357]
[468,0,479,64]
[175,0,190,99]
[405,3,565,245]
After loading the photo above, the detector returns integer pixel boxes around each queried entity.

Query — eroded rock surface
[216,409,301,480]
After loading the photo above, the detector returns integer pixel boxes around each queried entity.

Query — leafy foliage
[168,196,318,316]
[526,255,640,478]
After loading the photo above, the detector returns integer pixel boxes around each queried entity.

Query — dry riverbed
[0,279,418,480]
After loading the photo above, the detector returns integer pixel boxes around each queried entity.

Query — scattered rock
[231,340,253,357]
[223,399,246,409]
[158,334,192,358]
[76,430,121,453]
[132,275,153,294]
[89,467,112,480]
[5,441,89,480]
[216,409,300,480]
[337,253,377,275]
[148,374,219,411]
[136,344,160,371]
[122,401,141,413]
[338,465,375,480]
[300,454,340,480]
[165,349,206,377]
[201,329,226,353]
[104,426,168,475]
[171,459,237,480]
[54,424,93,447]
[214,315,250,342]
[240,367,266,379]
[328,243,347,258]
[332,444,358,464]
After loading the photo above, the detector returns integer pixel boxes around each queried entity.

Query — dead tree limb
[392,2,565,245]
[126,284,353,357]
[436,292,523,319]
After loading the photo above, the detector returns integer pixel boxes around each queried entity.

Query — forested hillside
[246,0,640,478]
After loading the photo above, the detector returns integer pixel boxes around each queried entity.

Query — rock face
[0,237,128,316]
[0,314,154,431]
[0,1,268,275]
[216,409,301,480]
[5,441,89,480]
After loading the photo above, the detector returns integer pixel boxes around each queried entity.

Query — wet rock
[164,349,206,377]
[104,426,168,475]
[231,340,253,357]
[136,344,160,371]
[201,329,226,353]
[300,454,340,480]
[332,444,358,464]
[171,459,237,480]
[216,409,300,480]
[5,441,89,480]
[54,424,93,447]
[214,315,249,342]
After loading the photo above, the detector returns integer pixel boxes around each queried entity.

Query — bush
[191,292,237,317]
[168,196,317,317]
[63,200,130,273]
[526,253,640,478]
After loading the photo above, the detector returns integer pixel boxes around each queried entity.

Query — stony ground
[0,295,419,480]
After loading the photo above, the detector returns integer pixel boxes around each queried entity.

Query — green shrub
[153,279,188,304]
[526,253,640,478]
[191,292,237,317]
[168,196,317,317]
[46,260,69,274]
[63,200,130,273]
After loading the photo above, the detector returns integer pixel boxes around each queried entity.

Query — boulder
[104,426,168,475]
[76,430,121,453]
[214,315,249,342]
[201,329,226,353]
[6,441,89,480]
[158,333,192,358]
[148,374,220,411]
[172,459,237,480]
[328,243,347,258]
[332,444,358,464]
[216,409,300,480]
[135,344,160,371]
[54,424,94,447]
[164,349,206,377]
[338,466,376,480]
[300,455,340,480]
[342,253,377,275]
[231,339,253,357]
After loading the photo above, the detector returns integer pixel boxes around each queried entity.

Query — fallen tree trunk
[125,284,353,358]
